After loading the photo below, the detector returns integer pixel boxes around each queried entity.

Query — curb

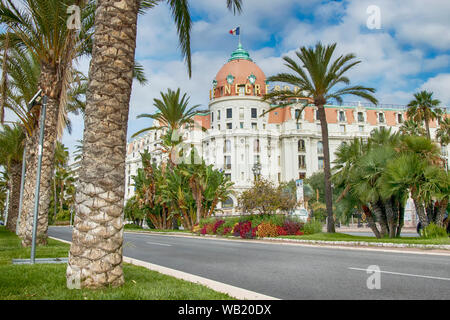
[48,236,278,300]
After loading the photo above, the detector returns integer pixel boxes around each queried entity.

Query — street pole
[30,95,47,265]
[15,145,27,235]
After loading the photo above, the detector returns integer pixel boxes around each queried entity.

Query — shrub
[213,220,225,234]
[256,222,279,238]
[199,217,217,227]
[276,226,288,236]
[282,219,304,235]
[422,222,448,239]
[222,227,232,235]
[303,218,323,235]
[266,214,285,227]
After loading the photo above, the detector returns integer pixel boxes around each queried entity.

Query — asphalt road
[49,226,450,300]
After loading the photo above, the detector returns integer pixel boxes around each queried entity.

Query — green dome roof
[228,43,252,62]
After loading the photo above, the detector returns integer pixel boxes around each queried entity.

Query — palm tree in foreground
[67,0,243,289]
[407,90,441,140]
[264,42,378,233]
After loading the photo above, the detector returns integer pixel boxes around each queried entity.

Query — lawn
[0,227,233,300]
[279,232,450,245]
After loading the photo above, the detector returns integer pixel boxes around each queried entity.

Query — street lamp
[252,162,261,181]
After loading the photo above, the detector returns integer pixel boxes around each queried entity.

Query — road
[49,226,450,300]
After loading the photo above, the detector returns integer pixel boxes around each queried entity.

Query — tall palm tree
[67,0,243,288]
[407,90,441,140]
[264,42,378,233]
[0,0,94,246]
[0,123,25,232]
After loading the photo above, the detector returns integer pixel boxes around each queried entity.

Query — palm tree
[0,123,25,232]
[67,0,243,288]
[0,0,94,246]
[407,90,441,140]
[264,42,378,233]
[436,117,450,147]
[399,119,426,137]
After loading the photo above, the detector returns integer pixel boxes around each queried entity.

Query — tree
[67,0,243,288]
[239,178,294,215]
[0,0,94,246]
[436,117,450,147]
[407,90,441,140]
[399,119,426,137]
[264,42,378,233]
[0,123,24,232]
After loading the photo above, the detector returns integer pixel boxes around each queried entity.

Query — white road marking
[349,267,450,281]
[146,241,172,247]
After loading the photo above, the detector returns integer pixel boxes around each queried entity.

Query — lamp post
[252,162,261,181]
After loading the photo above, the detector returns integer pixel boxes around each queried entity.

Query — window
[238,85,245,96]
[254,139,260,153]
[315,109,320,120]
[357,112,364,122]
[226,123,232,129]
[359,125,364,132]
[224,156,231,169]
[299,172,306,179]
[296,123,301,130]
[225,173,231,180]
[211,112,214,122]
[378,112,385,123]
[278,172,281,183]
[252,123,257,130]
[223,197,233,208]
[217,110,221,120]
[317,141,323,154]
[340,125,346,133]
[397,113,403,124]
[239,108,244,120]
[339,110,346,122]
[224,140,231,153]
[254,154,260,164]
[240,122,244,129]
[226,108,232,119]
[295,109,301,120]
[251,108,257,119]
[218,124,221,130]
[298,155,306,169]
[278,156,281,166]
[298,139,305,152]
[263,124,266,129]
[318,157,324,170]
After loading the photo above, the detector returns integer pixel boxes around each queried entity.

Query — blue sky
[9,0,450,160]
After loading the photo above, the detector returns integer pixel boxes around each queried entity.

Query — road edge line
[48,236,279,301]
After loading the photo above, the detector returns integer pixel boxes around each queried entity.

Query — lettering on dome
[209,84,304,100]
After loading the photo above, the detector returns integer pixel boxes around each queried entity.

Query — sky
[6,0,450,160]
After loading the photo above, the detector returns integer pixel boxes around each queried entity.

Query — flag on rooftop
[229,26,240,35]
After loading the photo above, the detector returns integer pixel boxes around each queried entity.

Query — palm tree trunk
[435,199,448,227]
[371,201,388,237]
[362,205,380,238]
[20,72,60,247]
[425,114,431,140]
[67,0,139,289]
[5,162,22,233]
[384,198,397,238]
[317,104,335,233]
[396,202,405,237]
[413,198,428,228]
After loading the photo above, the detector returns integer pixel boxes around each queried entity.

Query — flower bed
[196,215,315,239]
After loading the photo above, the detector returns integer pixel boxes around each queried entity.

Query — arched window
[223,197,234,208]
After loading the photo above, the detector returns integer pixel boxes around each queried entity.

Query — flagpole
[238,25,241,46]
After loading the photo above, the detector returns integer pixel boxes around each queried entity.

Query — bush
[283,219,304,235]
[422,222,448,239]
[256,222,278,238]
[303,218,323,235]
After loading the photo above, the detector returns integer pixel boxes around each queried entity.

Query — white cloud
[420,73,450,106]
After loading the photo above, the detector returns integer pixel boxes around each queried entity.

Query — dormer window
[248,73,256,85]
[226,74,234,85]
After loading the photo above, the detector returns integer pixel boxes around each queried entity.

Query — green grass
[279,232,450,245]
[0,227,233,300]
